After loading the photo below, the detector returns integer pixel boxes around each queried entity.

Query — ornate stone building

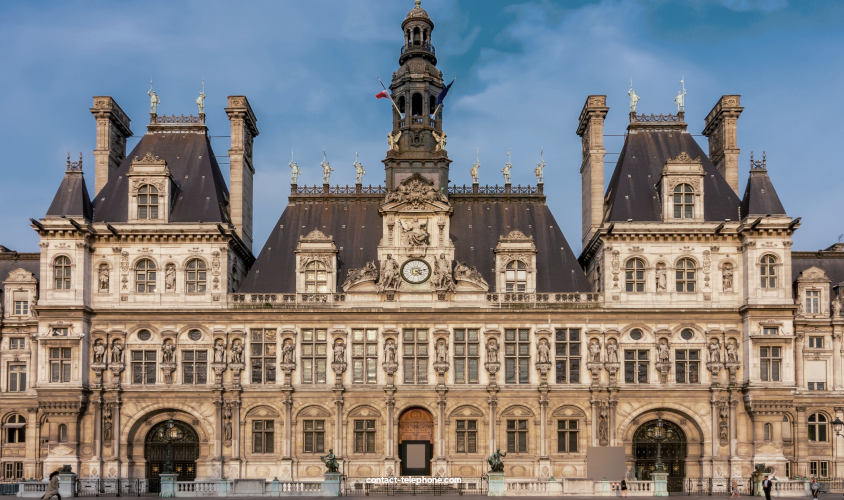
[1,1,843,492]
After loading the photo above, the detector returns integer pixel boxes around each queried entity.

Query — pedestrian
[731,478,739,498]
[810,478,820,499]
[620,478,628,498]
[762,474,773,500]
[41,470,61,500]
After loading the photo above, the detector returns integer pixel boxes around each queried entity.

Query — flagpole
[431,76,455,118]
[377,77,403,118]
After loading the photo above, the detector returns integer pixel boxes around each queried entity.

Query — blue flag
[436,79,454,106]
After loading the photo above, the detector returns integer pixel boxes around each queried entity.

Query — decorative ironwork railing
[401,43,436,55]
[291,185,386,195]
[632,112,682,123]
[152,114,204,124]
[448,184,541,195]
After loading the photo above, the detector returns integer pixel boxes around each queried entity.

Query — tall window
[675,258,696,293]
[303,420,325,453]
[4,415,25,444]
[58,424,68,442]
[135,259,157,293]
[354,420,376,453]
[675,349,700,384]
[805,290,820,314]
[808,413,828,442]
[505,328,530,384]
[14,300,29,316]
[3,462,23,480]
[673,183,694,219]
[763,423,773,441]
[182,350,208,384]
[760,346,781,382]
[250,329,277,384]
[301,328,327,384]
[185,259,207,293]
[456,420,477,453]
[304,261,329,293]
[351,328,377,384]
[624,349,649,383]
[402,329,428,384]
[137,184,159,220]
[49,347,71,383]
[453,328,479,384]
[555,328,581,384]
[760,255,777,289]
[7,364,26,392]
[506,419,527,453]
[251,420,274,453]
[557,420,578,453]
[625,258,645,293]
[53,256,71,290]
[131,350,156,384]
[505,260,527,292]
[810,461,830,479]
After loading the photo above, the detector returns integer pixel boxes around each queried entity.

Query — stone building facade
[1,1,843,492]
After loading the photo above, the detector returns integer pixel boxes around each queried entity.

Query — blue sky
[1,0,843,253]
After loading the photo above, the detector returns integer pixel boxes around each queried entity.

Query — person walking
[620,478,628,498]
[41,470,61,500]
[810,478,820,499]
[730,478,739,498]
[762,475,773,500]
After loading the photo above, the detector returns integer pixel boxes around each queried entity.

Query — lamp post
[157,418,184,475]
[647,417,670,473]
[833,417,844,439]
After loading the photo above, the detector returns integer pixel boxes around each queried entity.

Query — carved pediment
[798,266,830,282]
[383,173,448,210]
[128,152,170,177]
[300,229,332,242]
[551,405,587,418]
[448,405,485,418]
[501,230,532,242]
[500,404,535,418]
[245,405,280,418]
[296,405,331,418]
[4,268,36,284]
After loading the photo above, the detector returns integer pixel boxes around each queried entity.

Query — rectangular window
[303,419,325,453]
[456,420,477,453]
[624,349,649,383]
[251,420,274,454]
[3,462,23,480]
[760,346,781,382]
[810,461,830,478]
[557,419,578,453]
[506,419,528,453]
[762,327,778,336]
[808,336,824,349]
[13,301,28,316]
[250,329,277,384]
[805,290,820,314]
[182,350,207,384]
[49,347,71,383]
[352,328,378,384]
[354,420,376,454]
[505,328,530,384]
[7,364,26,392]
[554,328,581,384]
[807,381,826,391]
[9,338,25,350]
[453,329,479,384]
[674,349,700,384]
[131,350,156,384]
[301,328,327,384]
[52,327,69,337]
[402,329,428,384]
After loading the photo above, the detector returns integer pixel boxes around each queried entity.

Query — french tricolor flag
[375,90,389,99]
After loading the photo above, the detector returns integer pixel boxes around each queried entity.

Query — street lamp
[647,416,671,473]
[832,417,844,439]
[157,418,184,475]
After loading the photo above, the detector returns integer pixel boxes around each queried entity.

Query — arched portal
[398,408,433,476]
[144,420,199,492]
[632,419,687,492]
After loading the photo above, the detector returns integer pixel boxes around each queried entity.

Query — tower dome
[400,0,436,65]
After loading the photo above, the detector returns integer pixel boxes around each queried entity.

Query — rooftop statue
[627,79,640,112]
[353,152,366,184]
[534,149,545,183]
[674,77,686,112]
[500,151,512,184]
[289,150,301,184]
[471,149,480,184]
[196,81,206,115]
[320,151,334,184]
[147,82,161,114]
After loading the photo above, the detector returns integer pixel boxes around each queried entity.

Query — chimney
[576,95,609,248]
[90,96,132,196]
[225,96,259,252]
[702,95,743,194]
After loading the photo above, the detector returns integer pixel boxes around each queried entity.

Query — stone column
[437,391,447,459]
[711,390,720,459]
[795,334,805,388]
[795,406,807,476]
[334,392,344,458]
[385,390,396,459]
[214,399,224,475]
[833,330,842,390]
[539,390,548,458]
[487,393,498,453]
[608,392,618,446]
[589,391,599,447]
[283,393,293,458]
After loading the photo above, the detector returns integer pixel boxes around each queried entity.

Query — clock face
[401,259,431,284]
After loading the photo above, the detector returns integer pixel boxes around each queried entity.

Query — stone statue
[377,254,401,292]
[436,339,448,364]
[627,79,639,112]
[93,340,106,364]
[454,261,488,288]
[333,341,345,364]
[432,130,447,152]
[598,406,609,445]
[98,265,109,291]
[537,338,551,364]
[488,448,506,473]
[432,253,455,293]
[388,131,401,152]
[110,340,123,364]
[833,297,842,318]
[384,339,397,364]
[471,150,480,183]
[657,339,670,363]
[534,149,545,183]
[103,405,113,441]
[353,152,365,184]
[162,340,175,364]
[589,338,601,363]
[320,449,339,473]
[147,84,160,114]
[708,338,721,363]
[500,152,512,184]
[289,151,301,184]
[165,264,176,291]
[606,339,619,364]
[231,339,243,364]
[282,339,295,365]
[214,339,225,364]
[320,151,334,184]
[674,78,686,112]
[196,82,206,115]
[343,261,378,289]
[722,264,734,292]
[726,338,739,363]
[487,339,499,363]
[656,263,667,292]
[223,405,232,441]
[384,175,447,206]
[400,218,429,249]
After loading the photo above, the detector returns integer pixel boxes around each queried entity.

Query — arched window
[397,96,406,114]
[185,259,207,294]
[53,256,71,290]
[760,254,778,289]
[625,258,646,293]
[505,260,527,292]
[675,258,696,293]
[58,424,68,442]
[429,94,437,115]
[411,93,423,116]
[135,259,157,294]
[808,413,828,442]
[137,184,159,220]
[304,261,328,293]
[763,423,773,441]
[413,26,421,45]
[4,414,26,444]
[673,184,694,219]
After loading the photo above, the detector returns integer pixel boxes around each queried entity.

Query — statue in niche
[726,338,739,363]
[103,405,113,441]
[333,341,345,364]
[436,339,448,364]
[165,264,176,291]
[486,338,499,363]
[214,339,225,364]
[377,254,401,292]
[722,264,734,292]
[400,218,430,249]
[657,339,670,364]
[537,338,551,364]
[708,338,721,363]
[162,340,175,364]
[384,339,397,365]
[93,340,106,364]
[606,339,619,364]
[656,263,667,292]
[223,405,233,441]
[231,339,244,364]
[588,338,601,363]
[281,339,295,365]
[110,340,124,364]
[98,265,109,291]
[598,406,609,445]
[833,297,842,318]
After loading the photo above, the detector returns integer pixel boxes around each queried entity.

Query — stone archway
[144,420,199,492]
[398,408,433,476]
[632,419,687,492]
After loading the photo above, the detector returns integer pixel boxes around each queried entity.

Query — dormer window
[135,259,157,293]
[13,299,28,316]
[127,153,171,223]
[494,230,537,293]
[295,229,338,295]
[673,184,694,219]
[53,256,71,290]
[505,260,527,292]
[805,289,820,314]
[304,261,329,293]
[137,184,159,220]
[760,254,778,289]
[661,152,704,221]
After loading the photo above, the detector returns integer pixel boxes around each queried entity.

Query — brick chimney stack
[90,96,132,196]
[702,95,743,194]
[577,95,609,248]
[225,96,259,252]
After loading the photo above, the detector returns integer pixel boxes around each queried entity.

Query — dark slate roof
[740,167,786,218]
[0,250,40,282]
[92,132,229,223]
[47,169,93,220]
[239,195,590,293]
[792,248,844,285]
[605,127,741,222]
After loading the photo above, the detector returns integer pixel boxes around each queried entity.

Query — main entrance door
[632,419,687,492]
[144,420,199,493]
[398,408,433,476]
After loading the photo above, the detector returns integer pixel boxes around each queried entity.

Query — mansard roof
[92,122,229,224]
[46,157,93,220]
[0,248,39,282]
[740,162,786,218]
[605,119,741,222]
[792,245,844,285]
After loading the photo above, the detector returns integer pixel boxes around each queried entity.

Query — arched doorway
[398,408,433,476]
[632,419,687,492]
[144,420,199,492]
